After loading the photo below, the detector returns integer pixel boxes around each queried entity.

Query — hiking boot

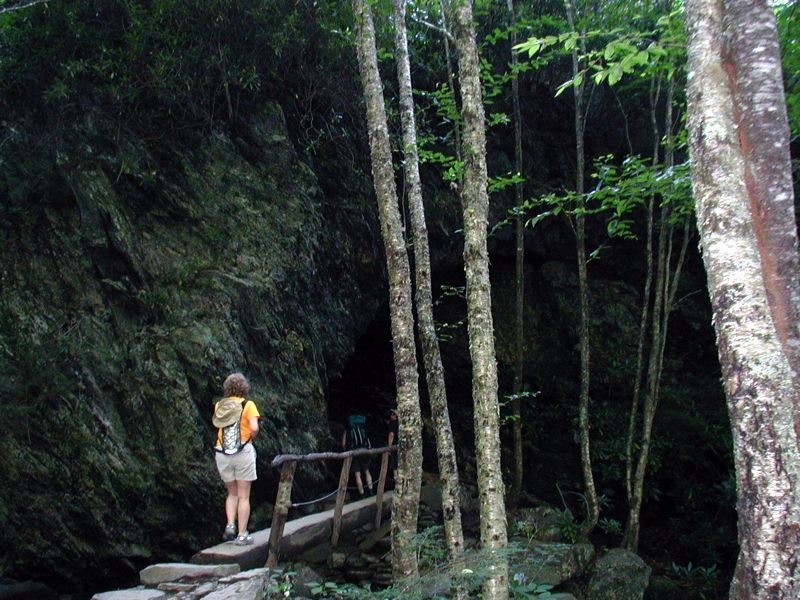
[233,532,254,546]
[223,523,236,541]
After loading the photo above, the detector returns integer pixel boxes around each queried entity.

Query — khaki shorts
[215,443,257,482]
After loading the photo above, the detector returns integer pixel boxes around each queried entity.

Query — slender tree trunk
[686,0,800,596]
[352,0,422,580]
[625,75,660,506]
[440,0,463,171]
[623,77,674,551]
[565,0,599,536]
[451,1,509,597]
[624,77,692,552]
[507,0,525,509]
[624,200,669,550]
[391,0,465,563]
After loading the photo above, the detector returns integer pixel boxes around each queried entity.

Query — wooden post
[266,461,296,569]
[331,456,352,547]
[374,450,390,528]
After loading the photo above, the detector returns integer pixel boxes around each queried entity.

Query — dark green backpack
[346,414,370,449]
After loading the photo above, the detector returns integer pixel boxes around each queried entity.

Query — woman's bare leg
[236,479,252,535]
[224,480,238,526]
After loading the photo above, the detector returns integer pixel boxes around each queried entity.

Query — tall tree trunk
[352,0,422,580]
[685,0,800,596]
[565,0,599,536]
[506,0,525,510]
[391,0,465,562]
[450,1,509,597]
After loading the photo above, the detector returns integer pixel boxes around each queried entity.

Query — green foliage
[777,1,800,138]
[308,580,370,598]
[510,516,539,542]
[509,572,555,599]
[661,562,722,599]
[415,525,449,570]
[502,152,693,262]
[598,517,622,536]
[265,568,297,598]
[500,389,541,425]
[557,509,579,544]
[0,0,352,137]
[433,285,466,343]
[514,6,685,95]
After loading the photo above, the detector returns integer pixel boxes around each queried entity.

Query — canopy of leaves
[0,0,360,142]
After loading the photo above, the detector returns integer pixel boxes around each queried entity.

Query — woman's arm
[248,417,260,438]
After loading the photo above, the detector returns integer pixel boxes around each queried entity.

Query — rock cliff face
[0,103,384,592]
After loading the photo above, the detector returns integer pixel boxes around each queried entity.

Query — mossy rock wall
[0,104,384,591]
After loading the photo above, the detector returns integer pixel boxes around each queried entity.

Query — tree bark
[565,0,599,537]
[451,1,509,597]
[391,0,465,562]
[352,0,422,580]
[685,0,800,596]
[507,0,525,510]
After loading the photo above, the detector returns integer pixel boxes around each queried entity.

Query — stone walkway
[91,494,392,599]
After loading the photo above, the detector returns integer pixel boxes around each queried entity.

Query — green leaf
[555,79,572,97]
[608,64,623,85]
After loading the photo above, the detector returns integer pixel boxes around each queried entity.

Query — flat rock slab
[91,590,166,600]
[218,568,271,584]
[192,493,392,570]
[201,571,270,600]
[139,563,240,586]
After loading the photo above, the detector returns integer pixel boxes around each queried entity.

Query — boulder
[139,563,240,586]
[298,541,333,564]
[586,548,651,600]
[508,506,566,542]
[201,572,270,600]
[419,483,444,513]
[329,552,347,569]
[513,542,595,586]
[0,581,58,600]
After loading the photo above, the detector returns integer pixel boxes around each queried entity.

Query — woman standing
[213,372,260,545]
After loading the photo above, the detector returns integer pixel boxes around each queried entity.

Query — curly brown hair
[223,372,251,398]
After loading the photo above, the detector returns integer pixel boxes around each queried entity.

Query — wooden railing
[265,445,398,569]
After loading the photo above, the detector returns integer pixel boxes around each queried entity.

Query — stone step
[139,563,240,586]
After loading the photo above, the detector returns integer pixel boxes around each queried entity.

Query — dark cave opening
[326,308,396,451]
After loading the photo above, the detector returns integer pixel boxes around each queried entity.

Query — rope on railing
[271,445,397,468]
[289,479,396,508]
